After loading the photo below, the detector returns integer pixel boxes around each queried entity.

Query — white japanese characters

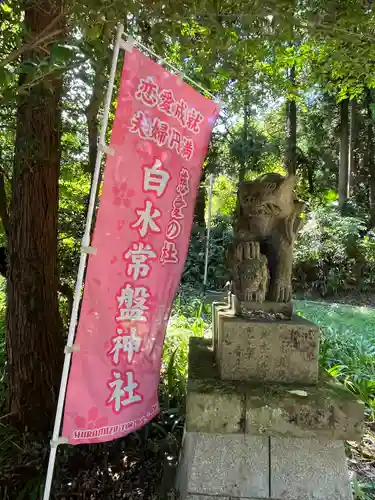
[135,76,204,134]
[116,284,150,322]
[129,111,195,161]
[129,75,206,162]
[106,72,200,417]
[160,167,190,265]
[108,327,142,365]
[160,241,179,264]
[142,159,170,197]
[124,242,157,280]
[107,371,142,413]
[131,200,161,238]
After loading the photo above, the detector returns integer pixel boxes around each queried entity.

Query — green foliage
[160,294,210,409]
[296,300,375,420]
[353,479,375,500]
[182,217,233,290]
[293,204,375,295]
[211,175,236,219]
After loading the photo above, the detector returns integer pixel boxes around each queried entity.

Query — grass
[295,299,375,339]
[295,299,375,421]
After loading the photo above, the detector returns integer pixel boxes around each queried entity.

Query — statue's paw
[277,284,292,302]
[270,283,292,303]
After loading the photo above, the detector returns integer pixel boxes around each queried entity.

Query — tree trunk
[348,100,358,195]
[306,162,314,194]
[86,60,108,174]
[6,0,64,434]
[0,169,10,239]
[239,94,249,182]
[285,66,297,175]
[366,89,375,227]
[338,98,349,213]
[85,23,113,175]
[194,170,206,227]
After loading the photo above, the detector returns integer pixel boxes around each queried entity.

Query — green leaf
[0,68,10,87]
[85,24,102,41]
[0,4,12,13]
[50,43,76,62]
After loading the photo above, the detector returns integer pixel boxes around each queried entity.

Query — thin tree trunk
[0,169,10,239]
[86,61,108,174]
[306,162,314,194]
[194,170,206,227]
[239,95,249,182]
[365,89,375,227]
[338,98,349,213]
[349,100,358,196]
[286,66,297,175]
[6,0,64,434]
[85,23,112,175]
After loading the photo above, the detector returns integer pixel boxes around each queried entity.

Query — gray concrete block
[212,302,232,354]
[270,437,353,500]
[179,432,269,498]
[186,496,230,500]
[175,432,198,499]
[216,310,320,383]
[186,497,260,500]
[187,338,364,441]
[204,290,230,305]
[245,376,364,441]
[187,388,244,434]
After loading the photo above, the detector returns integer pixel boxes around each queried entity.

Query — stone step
[176,432,354,500]
[186,338,364,441]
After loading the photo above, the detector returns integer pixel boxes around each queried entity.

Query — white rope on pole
[42,23,125,500]
[203,174,214,287]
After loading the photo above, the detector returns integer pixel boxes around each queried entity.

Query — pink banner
[62,48,220,444]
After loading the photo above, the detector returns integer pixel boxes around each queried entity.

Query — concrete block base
[177,432,353,500]
[176,432,269,499]
[216,310,320,383]
[187,338,364,440]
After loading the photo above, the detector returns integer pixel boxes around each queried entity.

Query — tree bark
[349,100,359,196]
[285,66,297,175]
[85,24,112,175]
[338,98,349,213]
[239,94,249,182]
[365,89,375,227]
[6,0,64,434]
[194,170,206,227]
[306,162,314,195]
[86,61,107,174]
[0,169,10,239]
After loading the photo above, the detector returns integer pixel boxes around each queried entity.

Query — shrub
[182,215,233,290]
[293,204,375,295]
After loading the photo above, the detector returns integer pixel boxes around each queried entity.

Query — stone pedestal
[176,432,354,500]
[177,305,365,500]
[216,312,320,383]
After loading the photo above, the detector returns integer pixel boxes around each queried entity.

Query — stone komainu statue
[230,173,304,305]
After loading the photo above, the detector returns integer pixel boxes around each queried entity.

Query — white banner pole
[203,174,214,287]
[42,23,125,500]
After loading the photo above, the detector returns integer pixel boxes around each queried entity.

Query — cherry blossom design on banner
[62,47,220,444]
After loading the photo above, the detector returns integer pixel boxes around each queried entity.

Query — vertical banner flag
[62,47,220,444]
